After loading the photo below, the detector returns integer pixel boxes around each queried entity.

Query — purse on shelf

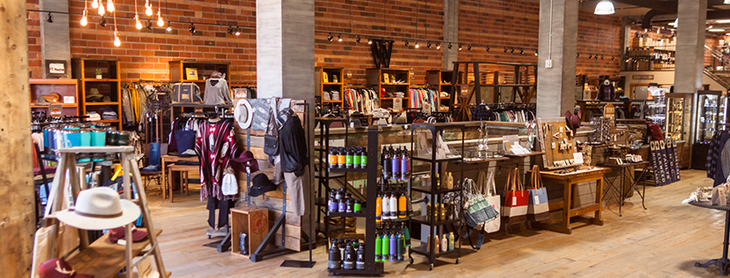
[527,165,550,222]
[502,168,529,224]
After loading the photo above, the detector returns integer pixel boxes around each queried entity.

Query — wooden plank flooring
[148,170,729,277]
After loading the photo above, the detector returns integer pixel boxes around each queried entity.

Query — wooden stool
[167,164,197,203]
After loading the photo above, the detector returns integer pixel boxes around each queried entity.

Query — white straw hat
[234,98,253,129]
[56,187,141,230]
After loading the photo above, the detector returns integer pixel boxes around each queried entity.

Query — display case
[665,93,692,141]
[645,87,668,133]
[694,90,724,144]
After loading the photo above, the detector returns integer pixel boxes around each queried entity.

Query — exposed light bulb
[106,0,114,12]
[157,11,164,27]
[367,39,372,45]
[135,16,143,30]
[415,42,420,49]
[436,43,441,50]
[166,22,172,32]
[337,35,342,42]
[80,10,88,26]
[145,5,153,16]
[235,28,240,36]
[91,0,99,9]
[113,32,121,47]
[97,5,105,15]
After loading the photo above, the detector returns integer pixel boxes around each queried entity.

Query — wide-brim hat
[249,173,277,197]
[232,151,259,173]
[234,99,253,129]
[108,225,148,243]
[43,93,62,104]
[39,258,94,278]
[56,187,141,230]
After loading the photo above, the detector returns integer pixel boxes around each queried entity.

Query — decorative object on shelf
[95,68,102,79]
[186,68,198,80]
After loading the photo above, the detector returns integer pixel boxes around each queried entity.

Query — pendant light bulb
[113,32,121,47]
[436,43,441,49]
[594,0,615,15]
[91,0,99,9]
[157,11,164,27]
[80,10,88,26]
[106,0,114,12]
[135,16,143,30]
[235,27,240,36]
[166,22,172,32]
[145,5,153,16]
[97,5,105,15]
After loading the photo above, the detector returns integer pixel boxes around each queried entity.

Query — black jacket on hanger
[279,113,309,177]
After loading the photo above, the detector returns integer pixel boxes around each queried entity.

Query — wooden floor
[148,170,729,277]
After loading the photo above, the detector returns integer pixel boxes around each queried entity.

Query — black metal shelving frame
[328,126,384,276]
[314,117,350,239]
[408,122,466,271]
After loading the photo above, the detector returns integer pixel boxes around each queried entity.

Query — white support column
[674,0,707,94]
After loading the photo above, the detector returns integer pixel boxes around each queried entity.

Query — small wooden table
[534,167,607,234]
[161,154,198,201]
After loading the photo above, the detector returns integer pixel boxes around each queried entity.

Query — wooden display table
[230,207,269,259]
[533,167,607,234]
[161,154,198,201]
[67,228,162,278]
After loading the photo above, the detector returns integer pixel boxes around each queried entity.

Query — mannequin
[596,79,615,101]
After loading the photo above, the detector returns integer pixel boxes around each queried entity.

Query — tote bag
[527,165,550,222]
[502,168,529,224]
[483,171,501,233]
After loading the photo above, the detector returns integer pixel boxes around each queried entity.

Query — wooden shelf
[84,79,119,82]
[31,103,78,108]
[73,59,122,129]
[66,228,162,278]
[96,119,121,123]
[323,82,343,85]
[85,102,120,106]
[381,97,409,100]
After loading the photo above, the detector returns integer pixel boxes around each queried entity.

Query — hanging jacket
[204,78,231,105]
[279,110,309,177]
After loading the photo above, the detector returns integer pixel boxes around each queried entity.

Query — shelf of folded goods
[66,228,162,278]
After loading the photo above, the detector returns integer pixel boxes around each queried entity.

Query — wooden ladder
[36,146,168,278]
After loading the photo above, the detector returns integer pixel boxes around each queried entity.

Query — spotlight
[486,46,490,52]
[589,54,593,59]
[235,27,240,36]
[577,53,580,58]
[228,26,234,35]
[146,20,153,29]
[611,56,616,61]
[189,23,196,34]
[356,36,361,43]
[427,42,432,49]
[415,42,420,49]
[448,43,452,49]
[337,35,342,42]
[46,12,53,23]
[436,43,441,49]
[520,48,524,54]
[405,40,409,47]
[467,44,472,51]
[327,33,333,42]
[534,50,538,56]
[594,54,599,60]
[458,43,462,51]
[510,47,515,53]
[367,38,372,45]
[166,22,172,32]
[504,47,508,53]
[600,55,605,60]
[99,17,107,27]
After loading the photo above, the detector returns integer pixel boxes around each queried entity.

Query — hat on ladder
[55,187,141,230]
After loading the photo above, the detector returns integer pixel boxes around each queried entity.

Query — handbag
[263,109,279,156]
[502,168,529,224]
[463,178,496,228]
[221,172,238,196]
[483,171,501,233]
[172,83,202,103]
[527,165,550,222]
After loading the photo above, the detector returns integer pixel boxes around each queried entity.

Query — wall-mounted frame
[45,60,68,78]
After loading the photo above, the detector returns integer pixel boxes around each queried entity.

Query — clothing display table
[690,201,730,275]
[533,167,606,234]
[599,161,649,216]
[161,154,198,201]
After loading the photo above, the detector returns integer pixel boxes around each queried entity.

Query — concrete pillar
[40,0,72,78]
[0,0,35,276]
[674,0,707,93]
[536,0,578,118]
[443,0,458,70]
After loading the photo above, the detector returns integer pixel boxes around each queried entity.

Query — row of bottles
[432,172,455,190]
[328,238,366,270]
[329,147,368,169]
[375,184,409,223]
[375,224,410,262]
[328,188,362,214]
[424,232,455,253]
[426,200,458,222]
[382,146,410,180]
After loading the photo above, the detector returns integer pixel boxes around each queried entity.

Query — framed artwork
[186,68,199,80]
[322,72,329,83]
[45,60,67,78]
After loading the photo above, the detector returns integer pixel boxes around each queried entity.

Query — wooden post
[0,0,35,276]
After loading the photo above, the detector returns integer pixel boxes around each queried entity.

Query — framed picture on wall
[186,68,199,80]
[45,60,67,78]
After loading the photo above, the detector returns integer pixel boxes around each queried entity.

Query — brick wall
[27,0,623,87]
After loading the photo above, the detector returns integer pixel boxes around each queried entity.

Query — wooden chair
[167,163,197,203]
[140,143,165,195]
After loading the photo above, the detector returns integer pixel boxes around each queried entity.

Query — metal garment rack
[408,122,466,271]
[37,146,167,278]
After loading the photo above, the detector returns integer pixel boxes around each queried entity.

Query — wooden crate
[231,207,269,258]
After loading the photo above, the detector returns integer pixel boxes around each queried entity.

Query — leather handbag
[264,111,279,156]
[172,83,202,103]
[527,165,550,222]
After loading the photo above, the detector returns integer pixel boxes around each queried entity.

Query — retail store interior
[6,0,730,277]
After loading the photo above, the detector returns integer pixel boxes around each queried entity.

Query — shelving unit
[314,117,351,240]
[367,68,411,110]
[665,93,692,141]
[327,126,384,276]
[408,122,465,271]
[29,79,80,116]
[169,60,232,117]
[427,70,453,112]
[72,59,122,129]
[316,67,345,106]
[622,47,675,71]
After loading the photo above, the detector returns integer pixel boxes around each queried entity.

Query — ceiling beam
[612,0,677,13]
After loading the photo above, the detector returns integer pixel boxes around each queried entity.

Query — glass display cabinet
[646,87,668,133]
[694,90,724,144]
[665,93,692,141]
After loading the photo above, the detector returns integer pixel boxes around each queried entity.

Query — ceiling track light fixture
[327,33,333,42]
[189,23,196,34]
[235,27,240,36]
[448,43,452,50]
[467,44,472,51]
[510,47,515,54]
[146,19,153,29]
[519,48,524,55]
[594,54,599,60]
[504,47,508,53]
[600,55,605,60]
[46,12,53,23]
[486,46,490,52]
[367,38,373,45]
[427,42,432,49]
[534,50,538,56]
[611,56,616,61]
[458,43,462,51]
[166,21,172,32]
[577,53,580,58]
[405,40,410,47]
[227,26,234,35]
[337,34,342,42]
[415,41,420,49]
[356,35,361,43]
[99,16,107,27]
[589,54,593,59]
[436,43,441,50]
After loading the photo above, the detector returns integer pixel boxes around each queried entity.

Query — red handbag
[502,168,529,224]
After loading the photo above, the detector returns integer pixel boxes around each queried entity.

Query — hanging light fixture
[106,0,115,12]
[145,0,153,16]
[594,0,615,15]
[520,48,524,54]
[46,12,53,23]
[114,31,121,47]
[337,35,342,42]
[467,44,472,51]
[458,43,462,51]
[99,16,107,27]
[367,38,372,45]
[91,0,99,9]
[436,43,441,50]
[725,0,730,4]
[157,9,164,27]
[534,50,538,56]
[166,22,172,32]
[135,15,143,30]
[415,41,420,49]
[327,33,333,42]
[97,4,105,16]
[235,27,240,36]
[80,10,88,26]
[146,19,153,29]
